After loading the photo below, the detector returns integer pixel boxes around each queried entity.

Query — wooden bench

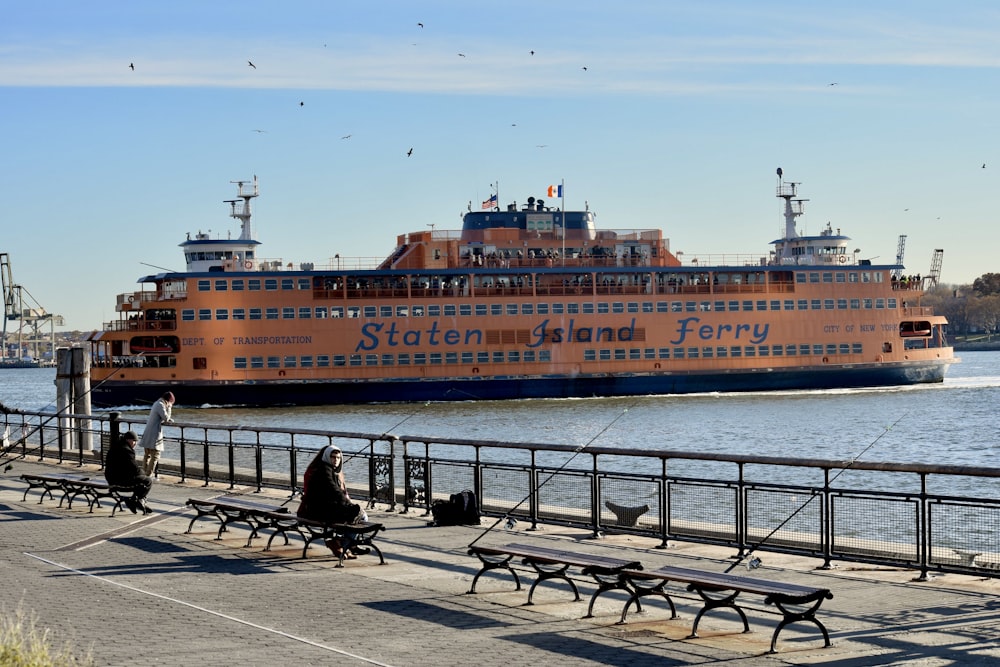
[185,496,386,567]
[467,542,642,617]
[617,565,834,653]
[21,473,144,516]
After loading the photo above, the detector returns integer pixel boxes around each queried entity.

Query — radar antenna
[892,234,906,279]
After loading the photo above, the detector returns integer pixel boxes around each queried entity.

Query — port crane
[1,252,63,364]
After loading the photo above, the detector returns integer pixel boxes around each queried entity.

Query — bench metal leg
[686,586,749,639]
[766,594,833,653]
[615,578,677,625]
[468,552,521,594]
[583,572,638,619]
[525,561,578,605]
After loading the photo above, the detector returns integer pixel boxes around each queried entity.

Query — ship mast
[775,168,808,261]
[227,175,258,241]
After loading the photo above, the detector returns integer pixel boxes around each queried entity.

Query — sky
[2,1,999,332]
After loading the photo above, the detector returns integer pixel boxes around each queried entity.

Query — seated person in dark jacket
[297,445,363,557]
[104,430,153,514]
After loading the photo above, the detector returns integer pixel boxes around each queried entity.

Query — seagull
[407,148,413,157]
[581,66,588,71]
[829,82,838,86]
[252,129,267,133]
[417,22,423,28]
[983,163,987,169]
[299,101,304,106]
[341,134,352,140]
[129,62,134,70]
[248,60,256,69]
[530,50,535,55]
[458,53,466,57]
[536,144,548,148]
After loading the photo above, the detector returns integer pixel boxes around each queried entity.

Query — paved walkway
[2,459,1000,666]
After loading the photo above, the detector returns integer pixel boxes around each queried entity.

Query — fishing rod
[467,403,635,549]
[724,409,911,573]
[0,353,147,470]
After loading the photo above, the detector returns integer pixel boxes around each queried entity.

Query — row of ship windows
[231,342,865,369]
[196,271,881,293]
[184,298,898,321]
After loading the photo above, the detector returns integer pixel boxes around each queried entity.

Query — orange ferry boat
[87,174,956,407]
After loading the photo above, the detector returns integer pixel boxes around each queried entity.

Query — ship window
[569,303,581,314]
[265,308,278,319]
[599,349,611,361]
[366,354,378,365]
[853,343,863,353]
[770,300,781,311]
[428,353,441,365]
[850,299,860,309]
[508,351,520,362]
[538,350,551,362]
[413,353,426,364]
[658,348,670,359]
[614,348,626,360]
[756,300,767,311]
[888,297,898,309]
[265,279,278,290]
[333,355,346,366]
[524,350,536,362]
[837,299,847,309]
[644,348,656,359]
[215,309,228,320]
[284,356,297,368]
[301,356,314,367]
[596,302,608,314]
[477,352,489,363]
[584,349,596,361]
[713,301,725,312]
[379,306,391,317]
[198,280,210,292]
[298,278,310,289]
[492,351,504,363]
[825,344,837,355]
[198,309,212,320]
[461,352,473,363]
[673,348,685,359]
[314,307,327,319]
[233,308,246,320]
[215,279,228,291]
[281,278,294,290]
[446,352,458,364]
[642,302,653,313]
[786,344,797,355]
[682,302,694,312]
[797,299,808,310]
[730,346,741,358]
[812,344,823,355]
[614,302,627,313]
[824,299,835,310]
[298,307,311,319]
[873,272,884,283]
[861,272,871,283]
[784,300,795,310]
[317,355,330,367]
[743,346,755,357]
[363,306,376,318]
[234,357,247,369]
[863,298,873,309]
[428,305,441,317]
[250,308,262,320]
[836,273,846,283]
[629,348,641,360]
[875,298,885,309]
[251,356,264,369]
[330,307,343,318]
[656,301,668,313]
[839,343,850,354]
[799,344,810,355]
[713,346,726,358]
[474,304,487,316]
[507,304,518,315]
[490,304,502,315]
[809,273,820,283]
[759,346,769,357]
[249,279,261,291]
[521,304,534,315]
[583,303,595,314]
[687,347,699,359]
[822,272,833,283]
[811,299,821,310]
[701,347,713,358]
[728,300,739,311]
[350,355,362,366]
[398,354,410,366]
[627,302,640,313]
[268,356,280,368]
[796,272,807,284]
[232,279,245,291]
[182,309,195,321]
[444,305,457,316]
[772,345,783,356]
[532,303,546,315]
[412,306,425,317]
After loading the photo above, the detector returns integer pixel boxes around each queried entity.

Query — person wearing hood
[297,445,365,558]
[104,430,152,514]
[140,391,174,477]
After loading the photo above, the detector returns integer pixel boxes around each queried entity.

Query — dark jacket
[296,452,360,524]
[104,436,144,486]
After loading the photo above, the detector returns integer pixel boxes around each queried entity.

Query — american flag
[482,194,497,210]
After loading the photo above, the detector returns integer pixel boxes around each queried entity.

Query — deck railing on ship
[4,408,997,580]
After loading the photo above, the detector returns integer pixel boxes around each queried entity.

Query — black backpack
[431,489,481,526]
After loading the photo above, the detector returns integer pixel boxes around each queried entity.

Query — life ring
[839,255,847,264]
[127,295,135,304]
[822,356,829,363]
[244,260,254,270]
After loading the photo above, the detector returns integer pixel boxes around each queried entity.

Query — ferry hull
[91,359,951,408]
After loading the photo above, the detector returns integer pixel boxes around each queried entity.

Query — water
[2,352,997,465]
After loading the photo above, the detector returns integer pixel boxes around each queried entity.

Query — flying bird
[252,129,267,133]
[407,148,413,156]
[530,50,535,55]
[248,60,256,69]
[581,66,588,71]
[829,82,838,86]
[299,101,304,106]
[983,163,987,169]
[417,22,423,28]
[458,53,466,57]
[341,134,352,140]
[129,62,134,70]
